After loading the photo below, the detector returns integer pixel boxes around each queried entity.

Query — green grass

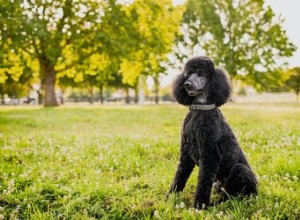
[0,103,299,219]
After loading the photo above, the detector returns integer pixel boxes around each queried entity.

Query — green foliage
[248,68,289,92]
[0,47,37,98]
[0,0,297,104]
[120,0,184,86]
[286,67,300,101]
[179,0,296,86]
[0,104,299,219]
[0,50,24,84]
[74,0,139,89]
[0,0,123,106]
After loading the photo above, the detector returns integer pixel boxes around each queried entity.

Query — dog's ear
[207,67,231,107]
[172,73,194,106]
[205,57,215,77]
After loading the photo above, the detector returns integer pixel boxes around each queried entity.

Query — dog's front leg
[194,149,220,209]
[169,152,195,194]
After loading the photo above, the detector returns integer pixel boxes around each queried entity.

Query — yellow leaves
[57,66,84,83]
[0,71,8,84]
[29,59,39,74]
[286,67,300,77]
[120,51,163,86]
[88,53,110,72]
[120,59,143,85]
[148,53,160,71]
[57,51,111,83]
[119,0,185,81]
[57,66,76,78]
[0,51,24,83]
[55,45,78,73]
[132,0,185,52]
[9,65,23,81]
[74,72,84,83]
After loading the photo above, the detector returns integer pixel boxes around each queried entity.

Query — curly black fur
[169,56,258,209]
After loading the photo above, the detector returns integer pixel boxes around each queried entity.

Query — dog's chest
[183,113,207,164]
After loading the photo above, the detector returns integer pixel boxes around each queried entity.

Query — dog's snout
[184,81,192,91]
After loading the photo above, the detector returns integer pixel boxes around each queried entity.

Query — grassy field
[0,104,299,219]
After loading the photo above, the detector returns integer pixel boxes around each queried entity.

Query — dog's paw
[194,202,209,210]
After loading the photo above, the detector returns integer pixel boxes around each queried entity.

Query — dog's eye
[184,72,192,77]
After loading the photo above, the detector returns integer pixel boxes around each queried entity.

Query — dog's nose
[184,81,193,91]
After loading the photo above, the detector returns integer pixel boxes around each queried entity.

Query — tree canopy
[1,0,117,106]
[286,67,300,101]
[177,0,296,85]
[0,0,297,106]
[1,0,184,105]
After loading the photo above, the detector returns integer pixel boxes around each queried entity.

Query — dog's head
[172,56,231,107]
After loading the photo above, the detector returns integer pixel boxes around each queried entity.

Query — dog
[168,56,258,209]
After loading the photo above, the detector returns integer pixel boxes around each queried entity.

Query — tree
[77,53,111,104]
[0,0,113,106]
[120,0,184,103]
[286,67,300,102]
[178,0,296,87]
[0,50,24,87]
[88,0,139,104]
[66,0,141,104]
[0,46,37,104]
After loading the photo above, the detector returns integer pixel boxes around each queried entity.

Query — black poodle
[168,56,258,209]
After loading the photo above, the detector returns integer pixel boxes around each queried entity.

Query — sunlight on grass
[0,104,299,219]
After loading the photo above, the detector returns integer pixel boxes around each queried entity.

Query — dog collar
[189,104,216,111]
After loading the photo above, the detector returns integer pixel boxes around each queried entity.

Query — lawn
[0,104,299,219]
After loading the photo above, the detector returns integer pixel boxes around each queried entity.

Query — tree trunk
[134,85,139,104]
[125,88,130,104]
[37,90,44,105]
[40,58,58,107]
[60,88,65,105]
[99,84,104,104]
[1,93,5,105]
[44,73,58,106]
[89,87,94,104]
[153,76,159,104]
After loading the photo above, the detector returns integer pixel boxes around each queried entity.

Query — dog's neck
[189,93,216,111]
[193,93,207,104]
